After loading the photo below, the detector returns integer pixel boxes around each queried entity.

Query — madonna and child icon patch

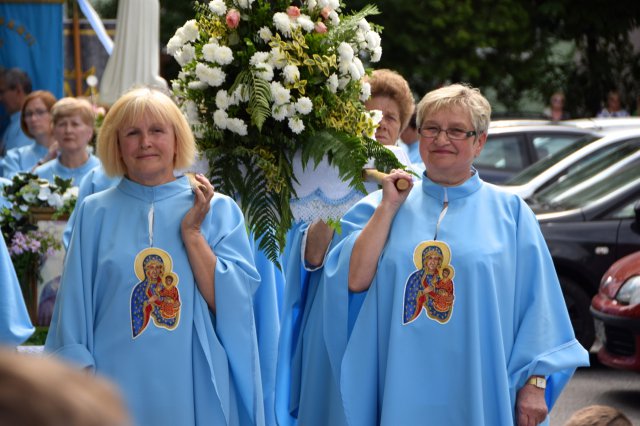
[402,240,455,325]
[130,247,182,338]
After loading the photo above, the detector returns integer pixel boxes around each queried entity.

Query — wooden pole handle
[363,169,410,191]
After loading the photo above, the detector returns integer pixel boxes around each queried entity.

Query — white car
[500,128,640,200]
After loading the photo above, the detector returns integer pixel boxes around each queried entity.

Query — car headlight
[615,275,640,305]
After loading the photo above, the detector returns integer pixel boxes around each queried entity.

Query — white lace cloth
[291,145,412,223]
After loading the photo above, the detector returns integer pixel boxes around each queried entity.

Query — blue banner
[0,1,64,98]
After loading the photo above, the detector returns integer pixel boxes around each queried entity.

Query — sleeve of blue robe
[193,193,266,426]
[0,235,34,346]
[507,199,590,409]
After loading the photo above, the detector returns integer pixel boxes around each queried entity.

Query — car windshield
[531,156,640,210]
[504,134,600,185]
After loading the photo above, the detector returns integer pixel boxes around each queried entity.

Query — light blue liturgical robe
[0,233,34,346]
[62,165,281,426]
[322,172,589,425]
[1,142,49,178]
[45,176,265,426]
[33,154,100,185]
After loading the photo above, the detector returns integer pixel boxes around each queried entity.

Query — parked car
[531,155,640,350]
[501,129,640,199]
[564,117,640,132]
[475,121,603,183]
[591,250,640,372]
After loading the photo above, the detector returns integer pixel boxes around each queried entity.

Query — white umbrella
[99,0,166,106]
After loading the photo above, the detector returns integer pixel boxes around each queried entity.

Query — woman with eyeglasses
[1,90,58,178]
[321,83,589,425]
[33,97,100,185]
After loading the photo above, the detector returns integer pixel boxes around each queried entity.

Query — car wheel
[559,276,595,350]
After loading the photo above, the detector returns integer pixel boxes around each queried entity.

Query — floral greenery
[1,173,77,299]
[169,0,403,263]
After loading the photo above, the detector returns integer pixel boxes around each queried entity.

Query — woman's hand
[516,381,548,426]
[181,174,217,312]
[380,169,414,212]
[181,174,215,237]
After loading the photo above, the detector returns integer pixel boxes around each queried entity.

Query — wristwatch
[527,376,547,389]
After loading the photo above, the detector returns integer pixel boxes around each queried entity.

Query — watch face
[530,377,546,388]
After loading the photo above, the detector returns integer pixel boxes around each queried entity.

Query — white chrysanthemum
[307,0,317,9]
[211,45,233,65]
[337,42,354,62]
[326,73,339,93]
[338,61,350,76]
[317,0,329,7]
[353,57,365,79]
[62,186,79,201]
[208,0,227,15]
[269,47,288,69]
[358,18,371,32]
[270,82,291,105]
[183,100,200,123]
[297,15,315,32]
[369,109,383,125]
[250,51,270,66]
[195,63,226,87]
[36,186,50,201]
[213,109,228,129]
[227,117,248,136]
[371,46,382,62]
[295,97,313,115]
[181,20,200,43]
[258,26,273,43]
[272,105,288,121]
[273,12,292,37]
[236,0,254,9]
[328,10,339,25]
[288,117,305,134]
[255,62,274,81]
[365,31,381,49]
[47,193,63,208]
[355,29,366,48]
[215,90,229,110]
[338,75,350,90]
[166,34,184,56]
[348,62,362,81]
[283,64,300,84]
[201,42,218,63]
[175,45,196,66]
[188,81,208,90]
[327,0,340,9]
[172,80,181,92]
[360,81,371,102]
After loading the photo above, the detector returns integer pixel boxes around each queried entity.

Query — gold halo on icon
[133,247,173,281]
[413,240,451,270]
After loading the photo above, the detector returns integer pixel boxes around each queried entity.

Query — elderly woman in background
[1,90,57,178]
[45,87,265,426]
[323,83,589,425]
[33,97,100,184]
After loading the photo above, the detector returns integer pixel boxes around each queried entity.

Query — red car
[591,250,640,371]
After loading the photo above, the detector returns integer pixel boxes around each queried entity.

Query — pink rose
[314,22,327,34]
[286,6,301,18]
[320,7,331,20]
[226,9,240,29]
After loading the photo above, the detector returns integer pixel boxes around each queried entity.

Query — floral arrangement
[168,0,402,263]
[1,173,77,296]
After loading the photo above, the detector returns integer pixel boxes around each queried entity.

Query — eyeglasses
[24,109,49,119]
[418,126,477,140]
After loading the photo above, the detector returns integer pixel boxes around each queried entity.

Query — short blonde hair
[97,87,195,177]
[367,69,415,132]
[51,97,95,127]
[416,83,492,135]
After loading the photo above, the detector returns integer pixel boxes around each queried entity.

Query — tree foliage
[94,0,640,116]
